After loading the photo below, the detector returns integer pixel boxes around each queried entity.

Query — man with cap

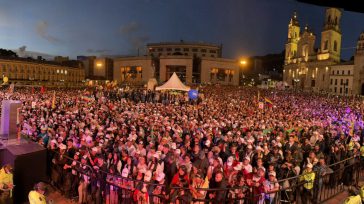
[0,164,14,203]
[54,144,68,191]
[300,163,315,204]
[263,171,279,204]
[28,182,47,204]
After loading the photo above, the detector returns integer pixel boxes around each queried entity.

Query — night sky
[1,0,363,60]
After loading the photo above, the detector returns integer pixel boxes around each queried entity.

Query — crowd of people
[1,85,364,204]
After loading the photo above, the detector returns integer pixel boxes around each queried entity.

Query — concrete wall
[159,56,193,83]
[113,57,154,84]
[201,58,239,86]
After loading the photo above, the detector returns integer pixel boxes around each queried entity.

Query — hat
[144,170,152,182]
[59,144,66,150]
[122,168,129,178]
[234,162,243,171]
[156,172,165,182]
[306,163,313,169]
[227,156,234,166]
[268,171,276,177]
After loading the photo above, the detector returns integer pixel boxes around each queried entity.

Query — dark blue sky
[0,0,363,60]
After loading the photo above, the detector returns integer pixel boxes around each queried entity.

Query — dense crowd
[1,85,364,204]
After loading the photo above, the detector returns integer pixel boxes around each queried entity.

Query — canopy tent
[155,72,190,92]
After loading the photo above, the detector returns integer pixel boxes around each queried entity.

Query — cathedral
[283,8,364,95]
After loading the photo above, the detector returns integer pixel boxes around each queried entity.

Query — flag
[264,97,273,105]
[40,86,45,94]
[51,91,56,109]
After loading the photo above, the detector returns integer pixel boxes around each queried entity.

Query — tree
[0,48,18,57]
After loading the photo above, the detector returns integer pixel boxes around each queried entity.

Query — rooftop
[0,56,82,68]
[147,41,221,48]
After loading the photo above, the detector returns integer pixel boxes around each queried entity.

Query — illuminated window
[57,69,59,73]
[61,70,64,74]
[65,70,68,75]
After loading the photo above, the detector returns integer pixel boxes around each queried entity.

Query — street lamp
[239,59,247,85]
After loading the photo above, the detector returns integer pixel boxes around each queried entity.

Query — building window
[348,70,350,75]
[157,48,163,51]
[342,70,344,75]
[201,49,207,53]
[331,79,333,85]
[340,79,343,85]
[202,54,205,57]
[322,74,325,81]
[335,79,337,85]
[346,79,349,85]
[334,87,337,93]
[166,48,172,51]
[184,53,188,56]
[183,48,189,51]
[332,70,334,75]
[167,53,171,55]
[340,87,342,93]
[311,80,315,87]
[175,48,181,51]
[192,48,198,52]
[345,88,348,94]
[337,70,339,74]
[334,41,338,52]
[324,40,328,50]
[209,50,217,53]
[211,55,215,57]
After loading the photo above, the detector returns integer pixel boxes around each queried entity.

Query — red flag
[40,86,45,94]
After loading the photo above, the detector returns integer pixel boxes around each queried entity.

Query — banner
[258,102,264,109]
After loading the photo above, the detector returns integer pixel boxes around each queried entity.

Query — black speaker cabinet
[0,142,47,204]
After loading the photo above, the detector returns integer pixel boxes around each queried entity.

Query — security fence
[47,149,363,204]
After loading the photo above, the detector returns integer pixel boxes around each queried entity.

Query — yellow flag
[51,91,56,109]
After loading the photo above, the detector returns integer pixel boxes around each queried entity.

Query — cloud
[36,21,61,43]
[119,21,150,53]
[86,48,110,54]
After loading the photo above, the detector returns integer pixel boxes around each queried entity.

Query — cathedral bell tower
[318,8,342,62]
[285,11,300,64]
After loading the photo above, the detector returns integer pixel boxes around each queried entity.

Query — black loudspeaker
[0,142,47,204]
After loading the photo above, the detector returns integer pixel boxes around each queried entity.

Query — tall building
[283,8,342,92]
[78,56,113,82]
[283,8,364,96]
[114,41,239,85]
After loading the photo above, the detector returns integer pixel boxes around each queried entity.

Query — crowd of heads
[1,85,364,201]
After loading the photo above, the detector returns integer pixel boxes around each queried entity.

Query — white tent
[156,72,190,91]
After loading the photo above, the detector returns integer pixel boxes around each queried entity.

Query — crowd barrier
[47,149,363,204]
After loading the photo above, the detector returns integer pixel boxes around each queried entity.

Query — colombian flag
[264,97,273,105]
